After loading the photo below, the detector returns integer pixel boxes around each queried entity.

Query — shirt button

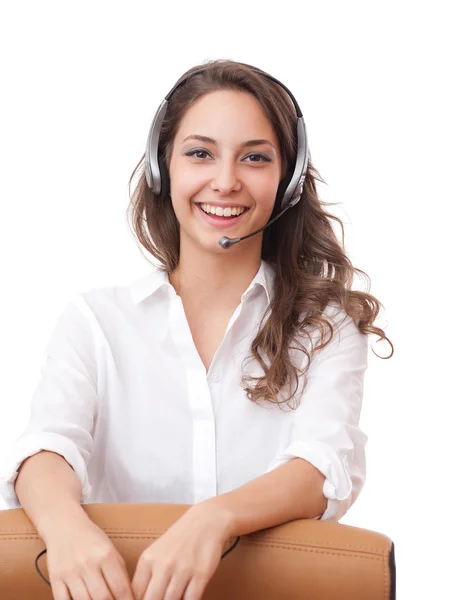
[210,373,220,383]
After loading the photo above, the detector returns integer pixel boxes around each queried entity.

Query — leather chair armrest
[0,502,396,599]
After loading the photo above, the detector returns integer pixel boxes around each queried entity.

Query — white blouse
[0,260,369,522]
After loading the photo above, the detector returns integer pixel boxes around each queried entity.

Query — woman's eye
[245,153,271,163]
[185,150,271,163]
[186,149,211,159]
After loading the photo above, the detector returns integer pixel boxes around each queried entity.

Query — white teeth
[200,204,246,217]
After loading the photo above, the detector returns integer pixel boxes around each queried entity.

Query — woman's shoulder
[299,300,349,326]
[296,301,360,350]
[71,266,170,314]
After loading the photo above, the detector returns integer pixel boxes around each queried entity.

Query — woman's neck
[169,243,263,310]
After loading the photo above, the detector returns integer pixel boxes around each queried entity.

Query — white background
[0,1,457,597]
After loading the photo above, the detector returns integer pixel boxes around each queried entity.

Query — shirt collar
[130,267,173,305]
[130,260,275,306]
[241,259,274,304]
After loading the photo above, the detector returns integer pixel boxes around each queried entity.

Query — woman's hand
[131,502,233,600]
[44,515,135,600]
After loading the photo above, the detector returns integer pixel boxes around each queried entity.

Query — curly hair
[125,58,394,411]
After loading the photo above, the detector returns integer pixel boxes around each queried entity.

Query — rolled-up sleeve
[265,307,369,522]
[0,294,98,509]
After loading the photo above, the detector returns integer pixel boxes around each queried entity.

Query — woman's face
[168,89,282,255]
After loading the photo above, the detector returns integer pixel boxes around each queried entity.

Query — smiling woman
[0,58,394,600]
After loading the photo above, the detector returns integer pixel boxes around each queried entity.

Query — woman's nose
[210,160,241,194]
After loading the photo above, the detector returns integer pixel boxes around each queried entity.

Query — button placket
[205,302,241,393]
[168,295,217,501]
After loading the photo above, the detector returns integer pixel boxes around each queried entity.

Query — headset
[144,63,309,249]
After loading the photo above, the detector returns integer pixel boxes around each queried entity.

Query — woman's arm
[14,450,91,543]
[0,295,98,510]
[200,457,327,538]
[204,308,369,532]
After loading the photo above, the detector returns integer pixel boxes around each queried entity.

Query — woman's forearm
[14,450,90,543]
[201,457,327,538]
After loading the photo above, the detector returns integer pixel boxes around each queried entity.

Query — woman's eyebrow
[182,134,275,149]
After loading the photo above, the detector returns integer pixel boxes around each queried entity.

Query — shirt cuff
[0,432,92,509]
[265,439,355,522]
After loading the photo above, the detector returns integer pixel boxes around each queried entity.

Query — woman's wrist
[37,504,91,544]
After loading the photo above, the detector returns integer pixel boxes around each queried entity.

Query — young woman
[1,59,393,600]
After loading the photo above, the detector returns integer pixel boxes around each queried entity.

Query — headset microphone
[219,195,300,249]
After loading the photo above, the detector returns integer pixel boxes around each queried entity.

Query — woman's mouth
[195,203,249,229]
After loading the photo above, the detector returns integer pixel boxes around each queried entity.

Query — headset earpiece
[158,155,170,198]
[274,169,294,212]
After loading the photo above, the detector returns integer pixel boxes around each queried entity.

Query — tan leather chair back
[0,503,396,599]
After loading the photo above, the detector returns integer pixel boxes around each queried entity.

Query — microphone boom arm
[219,199,298,250]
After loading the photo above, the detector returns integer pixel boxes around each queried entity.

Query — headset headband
[145,65,308,212]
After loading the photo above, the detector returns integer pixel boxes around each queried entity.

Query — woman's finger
[65,577,92,600]
[141,567,171,600]
[82,567,115,600]
[182,573,208,600]
[49,578,73,600]
[161,572,192,600]
[101,558,135,600]
[131,558,153,600]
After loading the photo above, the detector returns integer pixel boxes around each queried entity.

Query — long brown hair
[126,59,394,410]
